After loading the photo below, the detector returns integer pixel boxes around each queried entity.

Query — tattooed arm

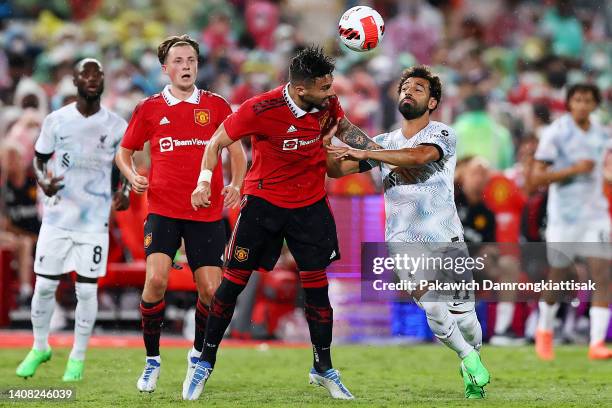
[335,117,381,150]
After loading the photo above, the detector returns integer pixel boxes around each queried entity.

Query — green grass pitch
[1,345,611,407]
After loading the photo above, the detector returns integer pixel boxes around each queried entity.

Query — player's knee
[198,282,218,304]
[34,276,60,298]
[75,282,98,302]
[146,273,168,295]
[454,310,482,349]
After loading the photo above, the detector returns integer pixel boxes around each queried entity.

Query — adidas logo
[329,250,336,260]
[159,117,170,125]
[287,125,297,133]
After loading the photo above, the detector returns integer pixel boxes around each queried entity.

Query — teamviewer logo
[283,138,299,151]
[159,137,174,152]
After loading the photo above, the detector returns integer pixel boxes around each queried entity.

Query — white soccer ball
[338,6,385,52]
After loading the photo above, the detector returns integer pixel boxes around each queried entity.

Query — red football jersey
[224,84,344,208]
[121,86,232,221]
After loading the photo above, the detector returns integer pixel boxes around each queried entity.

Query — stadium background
[0,1,611,403]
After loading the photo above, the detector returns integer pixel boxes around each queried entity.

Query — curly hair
[398,65,442,113]
[289,45,335,84]
[157,35,200,64]
[566,83,601,107]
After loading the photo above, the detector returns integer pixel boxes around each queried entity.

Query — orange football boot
[535,329,555,361]
[588,341,612,360]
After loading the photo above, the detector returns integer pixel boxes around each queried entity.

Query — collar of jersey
[283,83,319,118]
[162,85,200,106]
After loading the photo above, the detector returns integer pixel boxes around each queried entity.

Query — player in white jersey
[530,83,612,360]
[16,59,129,381]
[326,66,489,399]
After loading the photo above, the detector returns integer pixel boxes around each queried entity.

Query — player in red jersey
[184,46,381,401]
[115,35,247,393]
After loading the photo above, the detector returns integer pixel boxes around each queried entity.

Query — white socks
[69,282,98,361]
[417,294,473,359]
[537,301,559,332]
[31,276,60,351]
[454,309,482,352]
[589,306,611,346]
[494,302,515,335]
[189,346,201,359]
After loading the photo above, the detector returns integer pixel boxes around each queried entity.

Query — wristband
[198,169,213,184]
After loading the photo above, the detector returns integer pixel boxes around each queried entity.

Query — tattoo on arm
[336,117,381,150]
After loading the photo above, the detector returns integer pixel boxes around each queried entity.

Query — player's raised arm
[191,123,237,209]
[335,116,381,150]
[323,122,367,178]
[115,146,149,194]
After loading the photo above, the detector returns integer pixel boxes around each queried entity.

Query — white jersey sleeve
[35,113,58,155]
[535,124,560,163]
[417,124,455,160]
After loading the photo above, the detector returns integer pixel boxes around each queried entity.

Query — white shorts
[387,242,475,307]
[545,220,612,268]
[34,224,109,278]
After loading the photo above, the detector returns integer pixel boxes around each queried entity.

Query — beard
[398,98,428,120]
[78,84,104,101]
[301,94,330,111]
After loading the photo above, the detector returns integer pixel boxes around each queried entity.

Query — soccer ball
[338,6,385,52]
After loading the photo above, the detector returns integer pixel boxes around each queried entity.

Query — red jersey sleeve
[121,101,150,150]
[329,95,345,121]
[216,97,233,127]
[222,99,260,141]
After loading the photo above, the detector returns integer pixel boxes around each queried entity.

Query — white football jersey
[35,103,127,233]
[535,114,611,226]
[374,121,464,242]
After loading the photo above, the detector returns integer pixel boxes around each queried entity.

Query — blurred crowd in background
[0,0,610,343]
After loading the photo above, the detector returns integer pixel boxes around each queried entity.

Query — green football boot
[461,350,490,387]
[459,366,486,399]
[16,348,52,378]
[62,358,84,382]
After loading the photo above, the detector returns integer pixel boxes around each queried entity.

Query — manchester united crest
[194,109,210,126]
[144,233,153,248]
[234,246,249,262]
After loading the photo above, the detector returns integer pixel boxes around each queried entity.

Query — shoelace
[192,366,210,384]
[142,363,157,382]
[324,370,351,396]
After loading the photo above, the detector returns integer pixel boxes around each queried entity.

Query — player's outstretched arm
[334,117,381,150]
[33,151,64,197]
[115,147,149,194]
[530,159,594,188]
[222,137,247,208]
[323,122,362,178]
[191,124,236,209]
[327,144,441,168]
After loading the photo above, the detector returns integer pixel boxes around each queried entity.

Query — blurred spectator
[0,140,40,307]
[4,108,43,165]
[456,156,524,344]
[539,0,584,58]
[383,0,443,64]
[455,156,496,243]
[454,93,515,170]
